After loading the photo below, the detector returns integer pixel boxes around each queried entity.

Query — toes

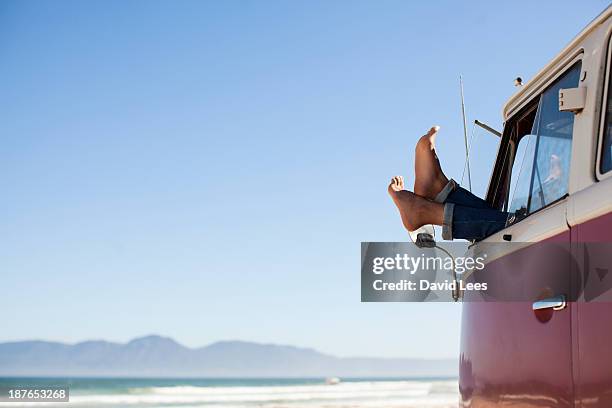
[417,126,441,153]
[389,176,403,192]
[428,125,440,135]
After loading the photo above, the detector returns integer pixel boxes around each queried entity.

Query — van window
[507,62,581,219]
[601,56,612,174]
[508,133,537,214]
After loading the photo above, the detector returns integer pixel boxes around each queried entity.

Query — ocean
[0,377,458,407]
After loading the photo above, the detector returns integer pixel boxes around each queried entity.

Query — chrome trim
[532,295,567,311]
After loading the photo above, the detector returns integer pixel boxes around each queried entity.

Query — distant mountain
[0,335,457,377]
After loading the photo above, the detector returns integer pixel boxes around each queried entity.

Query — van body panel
[570,211,612,408]
[459,231,573,408]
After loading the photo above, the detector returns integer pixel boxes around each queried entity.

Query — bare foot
[388,176,444,231]
[389,175,404,192]
[416,125,441,151]
[427,125,441,142]
[414,125,448,200]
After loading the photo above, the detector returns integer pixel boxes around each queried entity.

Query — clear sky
[0,0,608,359]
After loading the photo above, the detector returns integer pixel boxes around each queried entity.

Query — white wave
[0,380,458,408]
[142,380,436,397]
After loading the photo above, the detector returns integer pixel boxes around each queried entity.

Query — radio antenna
[459,75,472,192]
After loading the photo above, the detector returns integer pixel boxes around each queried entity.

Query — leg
[388,176,444,231]
[413,126,449,200]
[445,184,493,209]
[445,204,509,241]
[388,176,509,240]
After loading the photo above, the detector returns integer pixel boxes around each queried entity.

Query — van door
[570,31,612,408]
[460,61,582,407]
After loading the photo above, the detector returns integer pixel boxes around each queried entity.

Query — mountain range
[0,335,457,377]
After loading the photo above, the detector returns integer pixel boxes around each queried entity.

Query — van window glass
[601,55,612,173]
[508,133,537,215]
[507,62,581,217]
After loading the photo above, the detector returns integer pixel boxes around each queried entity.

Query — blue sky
[0,0,608,359]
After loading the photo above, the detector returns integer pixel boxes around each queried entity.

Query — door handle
[532,295,566,311]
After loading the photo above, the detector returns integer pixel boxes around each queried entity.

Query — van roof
[502,5,612,120]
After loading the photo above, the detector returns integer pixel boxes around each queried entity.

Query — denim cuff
[442,203,454,240]
[434,179,458,203]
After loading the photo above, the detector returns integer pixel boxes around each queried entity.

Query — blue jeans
[435,179,510,241]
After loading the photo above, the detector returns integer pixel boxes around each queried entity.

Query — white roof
[502,5,612,120]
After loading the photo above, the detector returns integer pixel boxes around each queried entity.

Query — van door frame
[483,51,584,244]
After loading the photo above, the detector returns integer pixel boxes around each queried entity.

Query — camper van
[460,6,612,408]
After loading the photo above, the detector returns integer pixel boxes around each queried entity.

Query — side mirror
[409,224,435,248]
[415,233,436,248]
